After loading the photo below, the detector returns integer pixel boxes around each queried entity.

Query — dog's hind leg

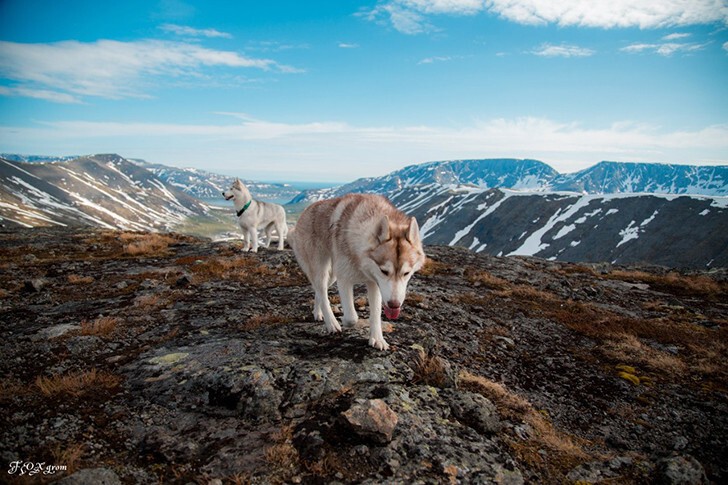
[312,266,341,333]
[275,222,287,250]
[338,279,358,327]
[263,223,274,249]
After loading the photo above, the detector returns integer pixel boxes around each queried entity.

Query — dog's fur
[289,193,425,350]
[222,178,288,252]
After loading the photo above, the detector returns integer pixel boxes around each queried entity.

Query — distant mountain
[132,160,300,201]
[0,154,212,231]
[390,184,728,268]
[291,159,728,203]
[1,153,79,164]
[550,161,728,195]
[291,159,557,203]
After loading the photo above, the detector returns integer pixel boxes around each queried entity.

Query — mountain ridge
[0,154,212,231]
[292,158,728,202]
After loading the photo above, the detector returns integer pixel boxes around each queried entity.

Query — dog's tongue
[383,305,401,320]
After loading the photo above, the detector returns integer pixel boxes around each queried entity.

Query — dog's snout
[387,300,401,309]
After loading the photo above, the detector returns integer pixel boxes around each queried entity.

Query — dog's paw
[342,316,359,327]
[324,320,342,334]
[369,337,390,351]
[313,310,324,321]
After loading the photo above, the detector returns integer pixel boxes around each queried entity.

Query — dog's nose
[387,300,401,309]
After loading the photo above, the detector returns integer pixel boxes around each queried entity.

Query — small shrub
[35,369,121,397]
[465,269,510,289]
[80,316,118,338]
[51,443,84,476]
[607,269,727,300]
[241,314,289,331]
[122,233,176,256]
[419,257,449,276]
[134,294,161,308]
[412,347,451,388]
[265,425,299,475]
[67,274,94,284]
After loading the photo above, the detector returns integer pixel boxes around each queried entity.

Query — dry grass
[411,347,452,388]
[134,294,163,309]
[67,274,94,284]
[186,256,278,285]
[607,269,727,300]
[265,425,299,476]
[51,442,84,476]
[80,316,119,338]
[240,314,290,331]
[465,269,510,290]
[35,369,121,397]
[419,257,449,276]
[460,370,589,480]
[476,280,727,388]
[121,232,177,256]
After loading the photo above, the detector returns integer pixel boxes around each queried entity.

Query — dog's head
[222,178,247,201]
[365,215,425,320]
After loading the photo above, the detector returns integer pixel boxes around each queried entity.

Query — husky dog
[290,193,425,350]
[222,178,288,252]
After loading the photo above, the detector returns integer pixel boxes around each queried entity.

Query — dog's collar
[236,200,252,217]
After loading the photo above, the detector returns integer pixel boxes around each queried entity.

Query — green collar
[236,199,252,217]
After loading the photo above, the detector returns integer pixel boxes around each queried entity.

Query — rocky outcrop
[0,227,726,483]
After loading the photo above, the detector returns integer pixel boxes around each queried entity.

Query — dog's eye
[380,268,390,276]
[403,271,411,277]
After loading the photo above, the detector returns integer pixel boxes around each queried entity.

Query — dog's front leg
[366,281,389,350]
[248,228,259,253]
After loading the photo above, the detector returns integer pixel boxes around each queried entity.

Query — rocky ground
[1,227,726,484]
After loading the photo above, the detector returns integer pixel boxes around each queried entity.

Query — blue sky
[1,0,727,182]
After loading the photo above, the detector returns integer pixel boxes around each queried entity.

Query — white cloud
[365,0,728,33]
[361,0,485,34]
[0,39,300,102]
[723,41,728,52]
[0,86,82,104]
[621,41,707,56]
[419,55,453,64]
[484,0,728,28]
[3,115,726,179]
[531,43,595,58]
[662,32,691,41]
[401,0,487,15]
[159,23,233,38]
[338,42,360,48]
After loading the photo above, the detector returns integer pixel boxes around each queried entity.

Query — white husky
[222,178,288,252]
[290,193,426,350]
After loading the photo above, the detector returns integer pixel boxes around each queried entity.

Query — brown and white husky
[289,193,425,350]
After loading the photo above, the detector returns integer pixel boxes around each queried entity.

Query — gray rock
[34,323,80,340]
[66,335,102,355]
[54,467,121,485]
[656,455,708,485]
[23,278,46,293]
[445,390,501,435]
[341,398,398,443]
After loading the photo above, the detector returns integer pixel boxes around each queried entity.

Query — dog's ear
[377,215,390,243]
[406,217,421,245]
